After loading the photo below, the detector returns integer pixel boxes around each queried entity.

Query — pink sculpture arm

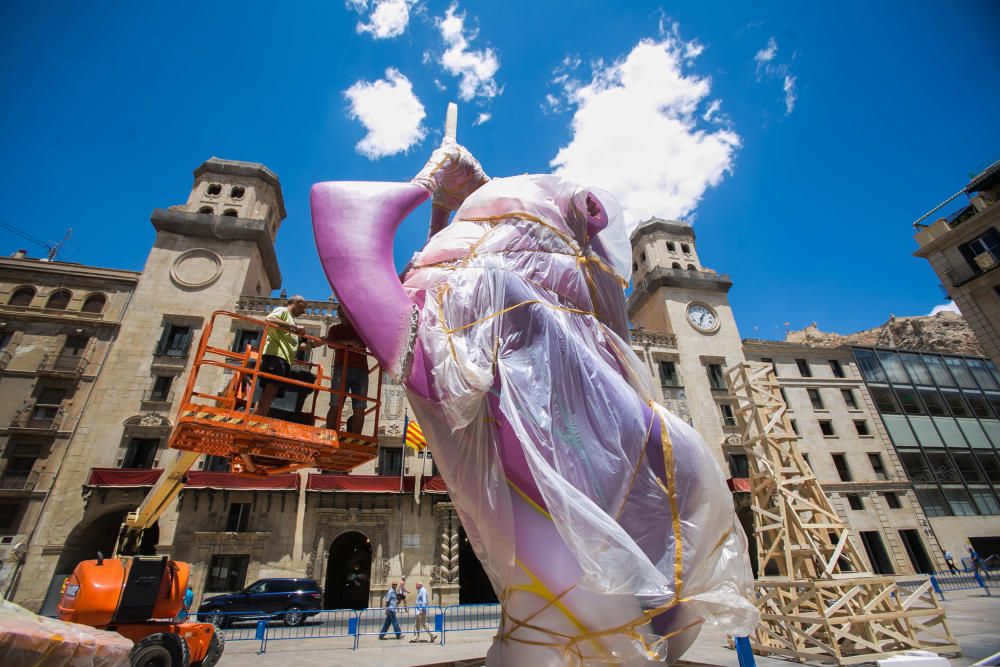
[310,181,428,383]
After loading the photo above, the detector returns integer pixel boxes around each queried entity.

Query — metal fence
[202,602,754,662]
[895,566,994,600]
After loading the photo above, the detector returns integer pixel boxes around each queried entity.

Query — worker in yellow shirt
[255,295,308,417]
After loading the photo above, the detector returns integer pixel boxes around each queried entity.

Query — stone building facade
[914,159,1000,369]
[740,341,947,575]
[0,257,139,595]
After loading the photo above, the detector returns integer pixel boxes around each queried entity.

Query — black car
[197,578,322,627]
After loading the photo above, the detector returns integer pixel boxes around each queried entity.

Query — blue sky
[1,1,998,340]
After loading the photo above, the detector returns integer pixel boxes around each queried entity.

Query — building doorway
[458,526,498,604]
[325,531,372,610]
[899,529,934,574]
[859,531,895,574]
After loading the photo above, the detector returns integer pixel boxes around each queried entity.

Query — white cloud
[702,99,722,122]
[783,75,797,113]
[344,68,427,159]
[549,36,740,232]
[435,4,500,101]
[473,112,491,125]
[754,37,777,70]
[929,301,961,316]
[754,36,797,115]
[350,0,416,40]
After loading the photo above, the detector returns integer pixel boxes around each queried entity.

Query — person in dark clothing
[319,312,370,433]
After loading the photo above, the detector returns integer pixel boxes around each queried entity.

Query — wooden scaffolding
[725,361,959,664]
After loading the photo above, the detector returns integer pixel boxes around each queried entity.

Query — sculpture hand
[411,140,489,213]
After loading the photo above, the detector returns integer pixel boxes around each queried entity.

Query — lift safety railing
[170,310,384,474]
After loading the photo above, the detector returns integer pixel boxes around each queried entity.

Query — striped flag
[405,419,428,452]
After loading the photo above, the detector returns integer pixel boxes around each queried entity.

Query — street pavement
[218,590,999,666]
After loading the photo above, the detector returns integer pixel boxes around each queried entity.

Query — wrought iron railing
[142,389,175,403]
[0,469,40,493]
[38,352,88,374]
[9,404,63,431]
[947,251,999,288]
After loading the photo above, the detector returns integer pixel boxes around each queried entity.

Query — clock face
[687,303,719,332]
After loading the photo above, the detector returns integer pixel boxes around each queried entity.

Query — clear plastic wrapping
[402,174,757,665]
[0,599,133,667]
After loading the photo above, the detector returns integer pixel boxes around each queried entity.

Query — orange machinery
[58,310,384,666]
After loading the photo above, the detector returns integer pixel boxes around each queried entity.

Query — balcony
[947,251,999,288]
[630,330,677,348]
[140,389,175,405]
[237,295,338,319]
[37,352,89,378]
[0,470,40,495]
[8,404,63,433]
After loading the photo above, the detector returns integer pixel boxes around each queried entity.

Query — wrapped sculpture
[311,134,757,665]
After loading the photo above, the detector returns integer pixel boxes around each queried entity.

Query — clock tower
[627,218,747,465]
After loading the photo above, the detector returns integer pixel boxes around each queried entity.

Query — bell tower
[628,217,745,465]
[21,159,288,612]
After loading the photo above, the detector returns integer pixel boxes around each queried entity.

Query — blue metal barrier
[440,603,501,646]
[735,636,756,667]
[896,569,993,599]
[265,608,357,645]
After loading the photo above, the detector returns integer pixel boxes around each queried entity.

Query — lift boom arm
[114,451,201,557]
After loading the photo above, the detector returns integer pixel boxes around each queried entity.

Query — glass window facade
[852,347,1000,517]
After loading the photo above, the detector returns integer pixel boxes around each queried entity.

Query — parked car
[197,578,323,627]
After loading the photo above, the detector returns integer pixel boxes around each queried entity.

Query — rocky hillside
[784,311,984,356]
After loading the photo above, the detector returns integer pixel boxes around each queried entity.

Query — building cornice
[0,257,140,283]
[630,219,695,246]
[627,266,732,316]
[913,206,999,257]
[151,209,282,287]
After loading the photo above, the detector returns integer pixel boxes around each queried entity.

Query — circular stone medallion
[170,248,223,289]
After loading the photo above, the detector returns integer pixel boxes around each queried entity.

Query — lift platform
[168,310,383,475]
[115,310,382,557]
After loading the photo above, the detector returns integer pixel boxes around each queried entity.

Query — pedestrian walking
[944,550,958,574]
[379,581,402,640]
[397,575,409,612]
[410,582,437,643]
[968,546,991,580]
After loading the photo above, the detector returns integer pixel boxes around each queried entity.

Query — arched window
[222,209,238,217]
[206,183,222,196]
[632,262,638,272]
[640,252,646,262]
[686,263,696,270]
[46,289,71,310]
[82,293,107,314]
[681,243,691,254]
[230,186,245,199]
[8,286,35,307]
[671,262,682,269]
[666,242,676,252]
[198,206,215,215]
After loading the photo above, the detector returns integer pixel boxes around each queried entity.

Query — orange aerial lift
[56,310,383,666]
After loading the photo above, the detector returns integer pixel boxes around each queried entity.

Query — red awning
[727,477,751,493]
[185,472,299,491]
[87,468,163,487]
[307,474,448,494]
[421,477,448,494]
